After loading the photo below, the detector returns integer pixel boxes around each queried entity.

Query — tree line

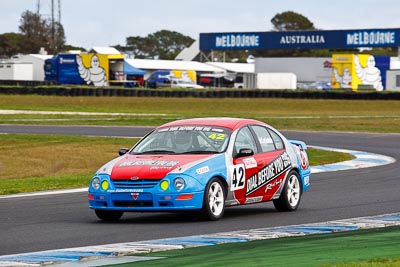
[0,10,396,61]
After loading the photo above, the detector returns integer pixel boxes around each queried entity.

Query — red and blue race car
[88,118,310,221]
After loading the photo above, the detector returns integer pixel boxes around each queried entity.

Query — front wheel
[95,210,124,221]
[273,171,302,212]
[201,178,225,221]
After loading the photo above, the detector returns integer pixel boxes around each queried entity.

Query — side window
[234,127,257,155]
[251,125,275,152]
[268,129,284,150]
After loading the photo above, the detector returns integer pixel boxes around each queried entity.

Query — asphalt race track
[0,125,399,256]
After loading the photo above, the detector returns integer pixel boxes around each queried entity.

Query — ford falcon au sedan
[88,117,310,221]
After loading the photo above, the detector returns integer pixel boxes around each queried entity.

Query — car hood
[97,154,215,180]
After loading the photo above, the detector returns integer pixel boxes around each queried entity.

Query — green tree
[18,11,48,53]
[271,11,316,31]
[61,44,87,53]
[18,10,65,54]
[0,33,26,57]
[253,11,318,57]
[367,47,398,56]
[124,30,194,60]
[46,21,66,54]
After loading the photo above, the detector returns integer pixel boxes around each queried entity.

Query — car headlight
[91,177,100,190]
[174,178,185,191]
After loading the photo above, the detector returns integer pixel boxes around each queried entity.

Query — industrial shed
[0,61,33,81]
[125,58,225,79]
[5,54,52,81]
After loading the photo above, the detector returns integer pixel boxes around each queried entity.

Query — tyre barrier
[0,86,400,100]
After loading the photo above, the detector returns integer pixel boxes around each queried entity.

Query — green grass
[0,95,399,132]
[322,258,400,267]
[112,226,400,267]
[307,147,352,166]
[0,134,137,194]
[0,174,89,195]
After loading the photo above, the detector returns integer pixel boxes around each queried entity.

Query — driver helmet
[174,131,192,152]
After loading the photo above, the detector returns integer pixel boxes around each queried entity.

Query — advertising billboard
[331,54,390,91]
[200,28,400,51]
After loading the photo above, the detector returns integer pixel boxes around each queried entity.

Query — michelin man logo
[333,67,352,88]
[76,54,107,86]
[354,55,383,91]
[180,71,193,83]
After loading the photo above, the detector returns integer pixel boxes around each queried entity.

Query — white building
[254,57,332,83]
[0,54,53,81]
[18,54,53,81]
[0,61,33,80]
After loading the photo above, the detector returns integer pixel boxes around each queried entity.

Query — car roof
[159,117,268,130]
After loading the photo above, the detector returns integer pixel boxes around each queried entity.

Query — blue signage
[216,33,262,49]
[199,28,400,50]
[346,30,396,47]
[200,32,268,50]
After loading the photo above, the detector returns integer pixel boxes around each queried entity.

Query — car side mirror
[118,148,129,156]
[235,148,254,158]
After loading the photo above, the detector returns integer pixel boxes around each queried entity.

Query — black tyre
[201,178,225,221]
[273,171,302,212]
[95,210,124,221]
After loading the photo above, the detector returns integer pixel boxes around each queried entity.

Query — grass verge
[0,95,399,132]
[112,226,400,267]
[0,134,136,194]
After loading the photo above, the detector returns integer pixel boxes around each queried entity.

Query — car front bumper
[88,190,204,211]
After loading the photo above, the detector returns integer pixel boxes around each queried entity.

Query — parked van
[146,70,172,88]
[146,70,201,88]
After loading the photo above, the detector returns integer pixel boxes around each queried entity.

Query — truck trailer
[146,70,202,88]
[44,53,125,86]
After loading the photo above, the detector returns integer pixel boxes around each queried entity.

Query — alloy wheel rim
[208,182,224,216]
[287,174,300,207]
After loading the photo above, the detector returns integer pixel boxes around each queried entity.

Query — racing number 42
[231,164,245,191]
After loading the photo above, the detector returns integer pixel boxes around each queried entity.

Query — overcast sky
[2,0,400,51]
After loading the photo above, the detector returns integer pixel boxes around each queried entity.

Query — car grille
[112,179,159,190]
[114,201,153,207]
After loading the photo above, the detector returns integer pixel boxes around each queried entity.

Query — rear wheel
[273,171,302,211]
[95,210,124,221]
[201,178,225,221]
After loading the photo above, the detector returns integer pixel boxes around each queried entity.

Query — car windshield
[131,126,231,154]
